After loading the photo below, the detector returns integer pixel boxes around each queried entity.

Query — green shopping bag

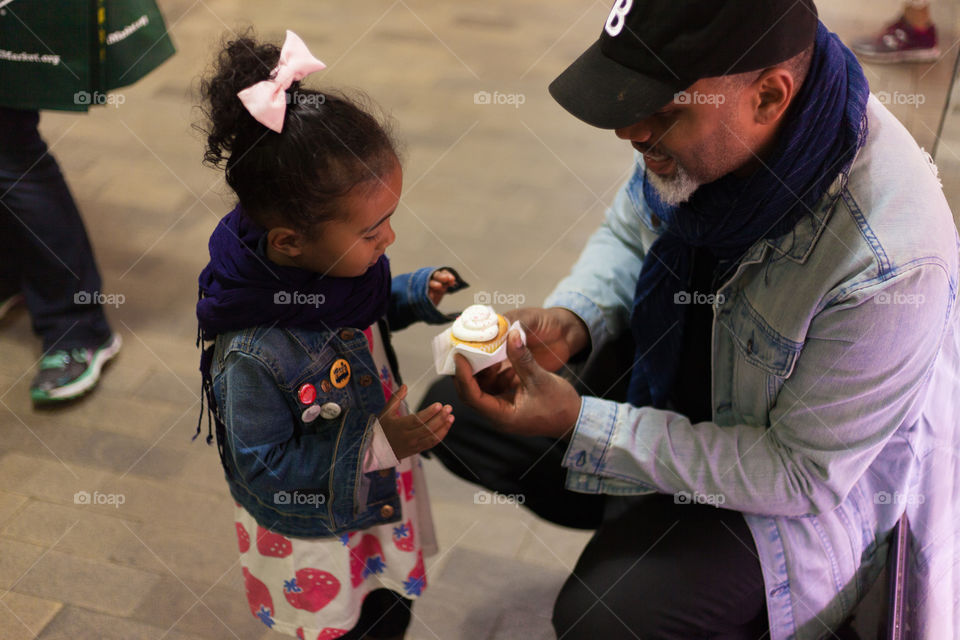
[0,0,100,111]
[103,0,175,91]
[0,0,174,112]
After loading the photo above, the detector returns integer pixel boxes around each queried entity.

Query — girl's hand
[378,385,455,459]
[428,269,458,306]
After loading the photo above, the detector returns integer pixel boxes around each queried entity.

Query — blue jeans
[0,107,111,350]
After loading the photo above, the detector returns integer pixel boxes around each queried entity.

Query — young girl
[195,30,465,640]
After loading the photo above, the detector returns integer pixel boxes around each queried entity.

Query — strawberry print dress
[234,324,437,639]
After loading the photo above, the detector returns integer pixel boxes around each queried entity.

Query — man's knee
[552,570,667,639]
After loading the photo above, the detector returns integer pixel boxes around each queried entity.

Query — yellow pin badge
[330,358,351,388]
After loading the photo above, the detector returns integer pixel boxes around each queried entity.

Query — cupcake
[450,304,509,354]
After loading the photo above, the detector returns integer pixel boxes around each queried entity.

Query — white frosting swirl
[452,304,500,342]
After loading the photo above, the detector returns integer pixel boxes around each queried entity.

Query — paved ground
[2,0,959,638]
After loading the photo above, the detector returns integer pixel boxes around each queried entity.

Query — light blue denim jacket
[545,96,960,639]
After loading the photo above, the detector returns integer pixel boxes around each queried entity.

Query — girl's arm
[388,266,467,331]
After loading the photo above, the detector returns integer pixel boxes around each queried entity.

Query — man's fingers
[453,354,480,401]
[453,354,512,418]
[505,329,539,384]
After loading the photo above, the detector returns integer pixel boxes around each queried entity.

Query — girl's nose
[380,223,396,250]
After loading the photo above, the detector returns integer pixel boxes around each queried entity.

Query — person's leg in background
[851,0,940,63]
[0,107,120,403]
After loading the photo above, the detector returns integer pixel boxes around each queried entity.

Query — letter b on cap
[605,0,634,37]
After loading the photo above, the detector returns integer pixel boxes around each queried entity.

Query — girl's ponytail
[200,32,281,168]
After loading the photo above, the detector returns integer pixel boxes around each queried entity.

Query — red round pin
[298,383,317,405]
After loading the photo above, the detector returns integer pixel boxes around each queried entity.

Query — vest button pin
[301,404,322,423]
[319,402,341,420]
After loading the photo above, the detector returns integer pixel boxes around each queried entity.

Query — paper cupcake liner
[433,321,526,375]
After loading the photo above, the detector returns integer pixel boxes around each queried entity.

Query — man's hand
[379,385,454,459]
[502,307,591,372]
[453,329,582,439]
[428,269,458,306]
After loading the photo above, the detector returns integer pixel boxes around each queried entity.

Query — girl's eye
[364,233,378,241]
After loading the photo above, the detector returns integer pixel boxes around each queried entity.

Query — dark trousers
[420,376,769,639]
[0,107,111,350]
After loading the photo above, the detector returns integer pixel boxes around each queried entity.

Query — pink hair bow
[237,30,326,133]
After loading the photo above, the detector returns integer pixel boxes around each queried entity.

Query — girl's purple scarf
[194,205,390,442]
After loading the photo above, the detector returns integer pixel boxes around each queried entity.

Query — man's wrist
[553,307,591,358]
[559,394,584,441]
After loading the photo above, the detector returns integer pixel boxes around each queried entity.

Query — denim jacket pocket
[722,291,804,423]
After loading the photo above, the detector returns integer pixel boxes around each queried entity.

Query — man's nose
[614,120,654,143]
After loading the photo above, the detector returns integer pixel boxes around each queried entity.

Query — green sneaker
[30,334,122,403]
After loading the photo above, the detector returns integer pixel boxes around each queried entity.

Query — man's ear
[754,68,795,126]
[267,227,304,258]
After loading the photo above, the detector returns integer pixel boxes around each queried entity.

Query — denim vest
[547,96,960,639]
[209,267,455,538]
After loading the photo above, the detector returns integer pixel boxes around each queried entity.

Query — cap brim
[548,40,685,130]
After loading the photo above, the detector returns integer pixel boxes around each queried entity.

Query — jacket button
[340,329,355,340]
[378,469,392,478]
[379,504,395,518]
[358,374,374,386]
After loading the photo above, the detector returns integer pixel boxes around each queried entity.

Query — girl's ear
[267,227,304,258]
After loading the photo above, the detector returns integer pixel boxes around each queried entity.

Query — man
[421,0,960,638]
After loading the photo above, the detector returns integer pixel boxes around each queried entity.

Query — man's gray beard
[645,163,701,206]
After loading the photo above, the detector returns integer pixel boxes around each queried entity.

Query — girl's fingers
[415,401,444,423]
[423,404,453,428]
[418,414,454,449]
[380,384,408,418]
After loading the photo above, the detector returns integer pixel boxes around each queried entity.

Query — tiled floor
[2,0,959,638]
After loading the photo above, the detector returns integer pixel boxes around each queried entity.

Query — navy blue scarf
[194,205,390,441]
[627,23,870,409]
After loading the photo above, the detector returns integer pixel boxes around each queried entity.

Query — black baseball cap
[549,0,819,129]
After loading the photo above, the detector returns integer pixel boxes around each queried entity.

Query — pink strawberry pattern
[392,519,414,552]
[398,469,414,501]
[349,534,386,587]
[243,567,275,628]
[316,629,349,639]
[283,567,341,612]
[403,550,426,596]
[236,522,250,553]
[256,525,292,558]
